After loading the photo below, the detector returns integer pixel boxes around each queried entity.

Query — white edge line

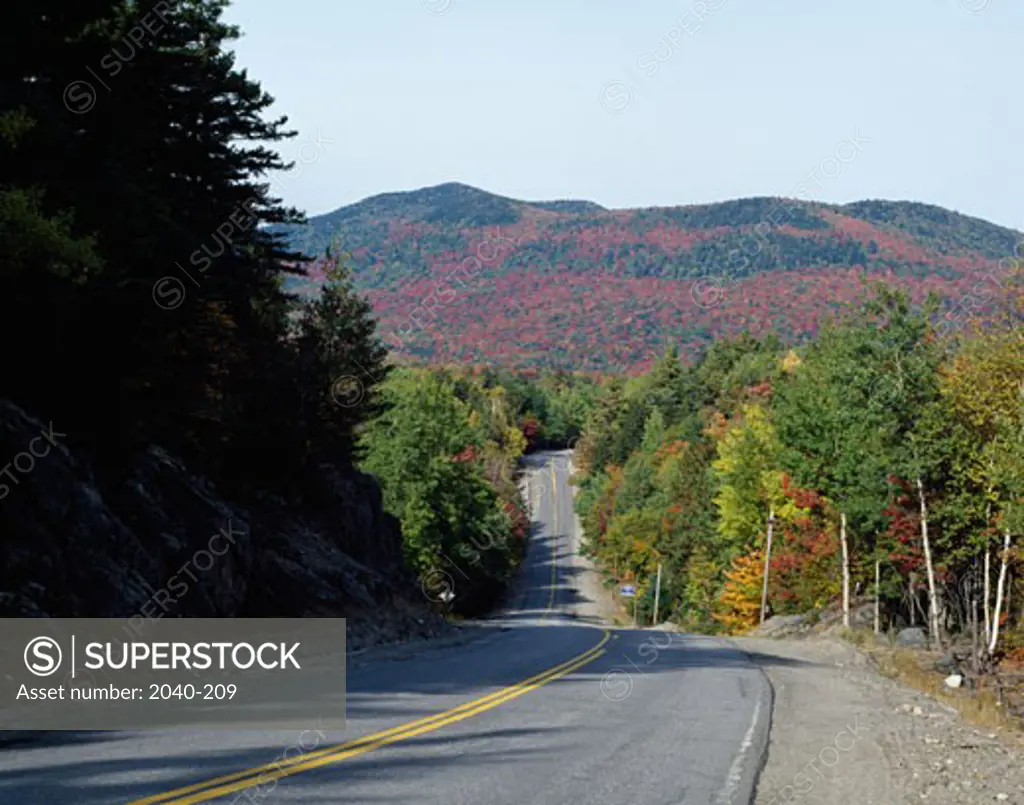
[716,693,763,805]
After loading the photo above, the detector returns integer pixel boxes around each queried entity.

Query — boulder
[897,627,928,648]
[933,654,959,674]
[755,613,809,638]
[849,602,876,628]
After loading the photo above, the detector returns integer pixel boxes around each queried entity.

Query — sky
[223,0,1024,232]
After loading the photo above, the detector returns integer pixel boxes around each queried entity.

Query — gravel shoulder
[566,494,620,625]
[736,635,1024,804]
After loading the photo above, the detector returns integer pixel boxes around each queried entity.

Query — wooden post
[760,509,776,625]
[874,558,881,634]
[840,512,850,629]
[916,477,941,651]
[971,566,980,674]
[653,563,662,626]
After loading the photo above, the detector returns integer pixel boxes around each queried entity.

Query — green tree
[774,284,944,635]
[361,371,519,613]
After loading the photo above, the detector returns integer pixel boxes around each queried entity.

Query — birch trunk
[916,477,942,650]
[989,531,1013,655]
[984,542,992,646]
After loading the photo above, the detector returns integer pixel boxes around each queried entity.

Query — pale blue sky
[224,0,1023,231]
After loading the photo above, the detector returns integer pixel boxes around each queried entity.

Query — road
[0,450,772,805]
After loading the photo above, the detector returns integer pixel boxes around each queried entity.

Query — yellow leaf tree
[713,549,765,635]
[711,403,796,553]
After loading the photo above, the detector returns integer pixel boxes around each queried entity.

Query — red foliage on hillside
[281,185,1020,371]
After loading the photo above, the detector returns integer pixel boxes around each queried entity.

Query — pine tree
[294,248,389,466]
[0,1,387,496]
[647,345,686,423]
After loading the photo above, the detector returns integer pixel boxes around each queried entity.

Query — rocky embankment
[0,399,446,652]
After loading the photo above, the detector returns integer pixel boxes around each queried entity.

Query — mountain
[276,183,1021,372]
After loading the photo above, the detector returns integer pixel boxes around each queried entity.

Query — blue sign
[620,585,636,597]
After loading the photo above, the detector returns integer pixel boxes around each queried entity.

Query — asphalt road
[0,450,772,805]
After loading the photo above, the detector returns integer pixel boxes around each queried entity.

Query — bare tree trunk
[874,558,881,634]
[984,542,992,646]
[987,532,1011,651]
[989,530,1012,655]
[909,573,916,626]
[913,589,928,629]
[971,567,980,674]
[840,512,850,628]
[1006,570,1012,631]
[916,477,942,650]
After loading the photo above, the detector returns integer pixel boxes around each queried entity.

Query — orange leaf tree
[714,549,765,634]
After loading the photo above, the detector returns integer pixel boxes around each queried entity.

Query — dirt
[737,635,1024,804]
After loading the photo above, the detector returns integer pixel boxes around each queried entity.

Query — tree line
[573,280,1023,660]
[358,365,598,613]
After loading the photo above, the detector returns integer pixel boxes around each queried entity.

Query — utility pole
[760,509,776,625]
[841,512,851,629]
[653,563,662,626]
[874,557,881,634]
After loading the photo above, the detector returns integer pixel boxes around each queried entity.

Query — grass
[837,626,872,647]
[837,628,1024,737]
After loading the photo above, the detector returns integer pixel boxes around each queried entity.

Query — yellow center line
[128,630,610,805]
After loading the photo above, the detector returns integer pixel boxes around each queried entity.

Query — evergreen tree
[0,1,382,497]
[294,248,389,466]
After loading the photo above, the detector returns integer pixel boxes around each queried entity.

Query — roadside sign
[620,585,636,597]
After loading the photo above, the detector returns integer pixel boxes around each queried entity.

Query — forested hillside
[278,183,1022,372]
[570,280,1024,658]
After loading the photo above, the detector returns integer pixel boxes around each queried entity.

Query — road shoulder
[737,636,1024,804]
[564,457,620,625]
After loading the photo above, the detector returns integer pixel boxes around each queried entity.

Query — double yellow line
[128,629,610,805]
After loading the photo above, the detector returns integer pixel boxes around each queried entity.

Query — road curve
[0,449,772,805]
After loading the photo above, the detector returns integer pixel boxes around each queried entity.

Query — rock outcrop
[0,399,446,652]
